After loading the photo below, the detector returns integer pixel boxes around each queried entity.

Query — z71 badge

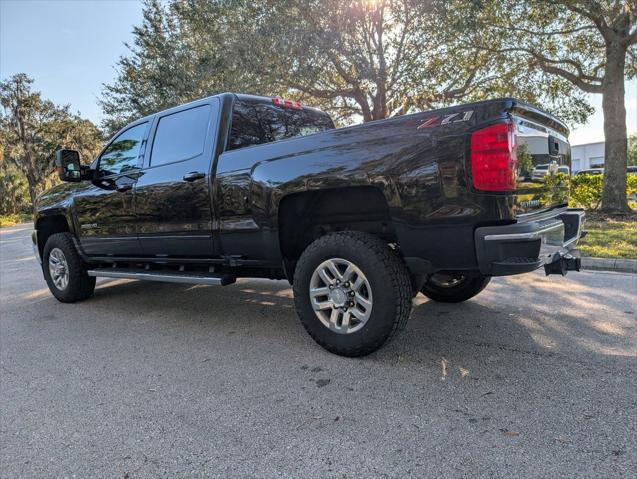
[418,110,474,129]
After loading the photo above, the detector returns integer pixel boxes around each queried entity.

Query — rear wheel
[43,233,96,303]
[293,232,412,357]
[420,272,490,303]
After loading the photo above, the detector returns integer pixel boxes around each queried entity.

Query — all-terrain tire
[293,232,412,357]
[43,232,96,303]
[420,273,490,303]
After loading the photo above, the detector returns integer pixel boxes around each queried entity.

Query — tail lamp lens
[470,122,518,191]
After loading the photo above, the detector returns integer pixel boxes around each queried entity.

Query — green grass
[578,215,637,259]
[0,213,32,228]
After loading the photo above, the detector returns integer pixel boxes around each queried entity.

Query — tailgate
[512,103,570,216]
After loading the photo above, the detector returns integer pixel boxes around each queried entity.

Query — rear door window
[228,100,334,150]
[150,105,212,166]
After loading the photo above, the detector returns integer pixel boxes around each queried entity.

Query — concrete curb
[581,257,637,274]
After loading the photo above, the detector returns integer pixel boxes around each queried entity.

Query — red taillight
[470,122,518,191]
[272,97,302,109]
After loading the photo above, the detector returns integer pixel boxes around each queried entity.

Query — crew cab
[33,94,584,356]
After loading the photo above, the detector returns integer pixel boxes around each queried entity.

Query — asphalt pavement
[1,223,636,478]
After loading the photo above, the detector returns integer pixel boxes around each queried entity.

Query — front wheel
[43,232,96,303]
[293,232,412,357]
[420,272,490,303]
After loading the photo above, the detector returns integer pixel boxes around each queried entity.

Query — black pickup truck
[33,93,584,356]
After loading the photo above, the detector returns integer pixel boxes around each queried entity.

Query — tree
[101,0,253,134]
[102,0,591,130]
[0,160,30,215]
[231,0,591,124]
[0,73,103,207]
[447,0,637,213]
[0,142,30,215]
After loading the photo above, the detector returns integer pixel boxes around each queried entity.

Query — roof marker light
[272,97,302,109]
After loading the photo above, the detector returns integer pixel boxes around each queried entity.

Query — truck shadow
[85,274,636,375]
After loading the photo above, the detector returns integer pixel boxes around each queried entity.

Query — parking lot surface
[1,223,636,478]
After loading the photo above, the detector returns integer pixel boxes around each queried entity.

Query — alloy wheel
[48,247,69,290]
[309,258,373,334]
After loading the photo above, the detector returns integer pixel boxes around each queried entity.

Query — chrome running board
[87,268,236,286]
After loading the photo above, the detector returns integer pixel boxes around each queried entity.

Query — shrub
[628,174,637,198]
[570,173,637,210]
[569,174,603,210]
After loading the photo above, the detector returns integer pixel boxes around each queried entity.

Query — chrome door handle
[183,172,206,182]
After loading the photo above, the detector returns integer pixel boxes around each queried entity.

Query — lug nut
[348,301,355,307]
[335,279,341,285]
[348,291,355,297]
[344,281,350,288]
[329,284,334,289]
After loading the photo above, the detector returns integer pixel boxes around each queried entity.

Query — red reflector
[470,122,518,191]
[272,97,302,109]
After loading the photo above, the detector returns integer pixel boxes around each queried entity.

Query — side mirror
[55,149,82,182]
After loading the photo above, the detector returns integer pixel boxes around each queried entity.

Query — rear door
[134,98,220,257]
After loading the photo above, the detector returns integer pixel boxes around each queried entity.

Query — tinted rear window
[150,105,211,166]
[228,99,334,151]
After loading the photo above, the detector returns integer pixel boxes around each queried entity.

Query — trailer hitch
[544,251,581,276]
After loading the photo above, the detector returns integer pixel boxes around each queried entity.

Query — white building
[570,141,605,174]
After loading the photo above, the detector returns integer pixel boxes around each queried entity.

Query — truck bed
[215,97,571,272]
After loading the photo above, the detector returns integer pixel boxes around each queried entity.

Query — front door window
[98,123,147,176]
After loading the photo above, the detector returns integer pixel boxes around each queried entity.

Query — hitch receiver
[544,250,581,276]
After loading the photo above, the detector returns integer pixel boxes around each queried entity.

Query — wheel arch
[35,214,71,259]
[277,185,397,281]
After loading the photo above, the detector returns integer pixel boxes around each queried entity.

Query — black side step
[87,268,236,286]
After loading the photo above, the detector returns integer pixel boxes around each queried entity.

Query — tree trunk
[26,172,38,211]
[600,41,630,214]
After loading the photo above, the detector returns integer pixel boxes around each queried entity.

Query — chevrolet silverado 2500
[33,93,584,356]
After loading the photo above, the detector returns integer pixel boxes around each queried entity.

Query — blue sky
[1,0,635,145]
[0,0,143,122]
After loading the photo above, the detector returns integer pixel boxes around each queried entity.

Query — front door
[134,99,220,257]
[74,121,149,256]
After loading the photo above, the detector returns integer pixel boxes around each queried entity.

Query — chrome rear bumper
[475,208,585,276]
